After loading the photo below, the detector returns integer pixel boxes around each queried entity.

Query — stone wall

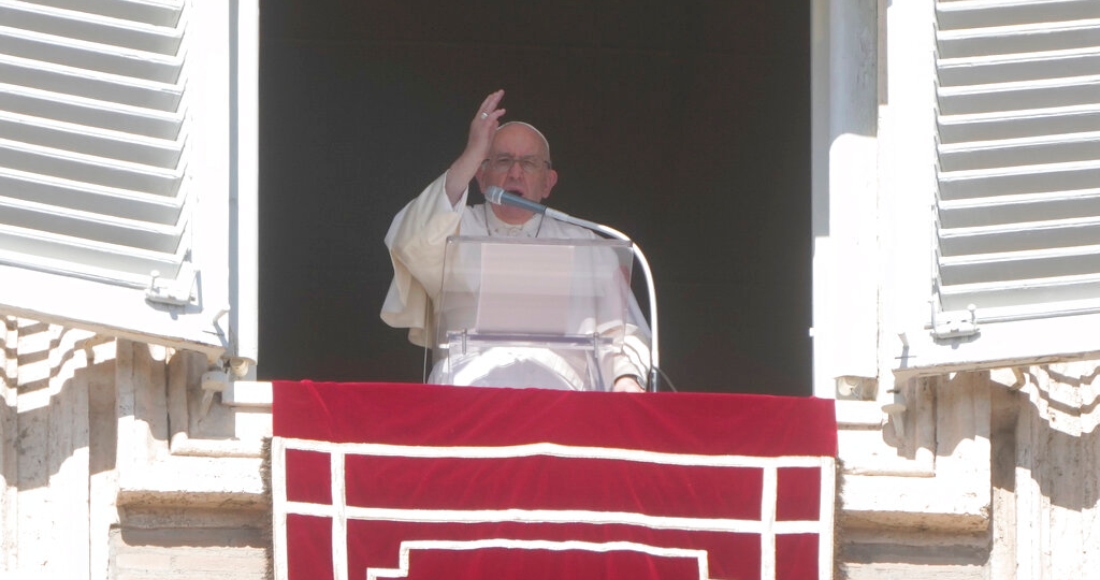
[7,313,1100,579]
[0,316,270,580]
[837,361,1100,579]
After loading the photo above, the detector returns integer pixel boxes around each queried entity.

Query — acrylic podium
[428,235,636,391]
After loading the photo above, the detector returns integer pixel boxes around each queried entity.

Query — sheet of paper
[475,243,575,335]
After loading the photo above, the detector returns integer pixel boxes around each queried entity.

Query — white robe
[381,171,649,389]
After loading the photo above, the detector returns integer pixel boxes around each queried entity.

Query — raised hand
[445,90,506,204]
[466,90,506,162]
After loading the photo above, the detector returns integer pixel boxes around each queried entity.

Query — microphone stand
[544,209,661,393]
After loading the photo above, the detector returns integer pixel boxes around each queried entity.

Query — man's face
[476,124,558,224]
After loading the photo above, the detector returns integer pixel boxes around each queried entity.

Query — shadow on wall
[992,362,1100,513]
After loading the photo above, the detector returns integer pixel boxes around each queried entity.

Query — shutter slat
[0,110,183,167]
[939,130,1100,171]
[0,24,183,83]
[939,105,1100,143]
[0,54,183,110]
[0,82,183,138]
[938,75,1100,115]
[939,188,1100,228]
[934,0,1100,319]
[938,49,1100,87]
[937,0,1100,31]
[0,248,168,289]
[0,193,184,252]
[0,138,182,195]
[0,1,183,54]
[0,223,184,279]
[938,19,1100,59]
[941,244,1100,285]
[941,274,1100,312]
[941,216,1100,255]
[0,167,182,223]
[21,0,183,28]
[939,161,1100,199]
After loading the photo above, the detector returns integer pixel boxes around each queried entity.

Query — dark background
[258,1,812,395]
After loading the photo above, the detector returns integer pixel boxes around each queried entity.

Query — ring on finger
[480,112,489,119]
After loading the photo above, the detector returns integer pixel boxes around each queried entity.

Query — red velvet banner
[272,381,837,580]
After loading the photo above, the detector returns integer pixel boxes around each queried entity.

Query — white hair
[496,121,551,164]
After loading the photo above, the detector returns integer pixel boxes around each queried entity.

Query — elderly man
[381,90,647,392]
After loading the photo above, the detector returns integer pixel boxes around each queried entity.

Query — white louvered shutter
[0,0,252,358]
[934,0,1100,325]
[891,0,1100,373]
[902,0,1100,369]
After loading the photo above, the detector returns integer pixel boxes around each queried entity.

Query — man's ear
[542,169,558,200]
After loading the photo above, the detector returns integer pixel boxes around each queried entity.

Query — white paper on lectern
[474,243,575,335]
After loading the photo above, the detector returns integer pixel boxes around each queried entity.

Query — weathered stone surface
[8,313,1100,579]
[838,362,1100,578]
[0,322,271,580]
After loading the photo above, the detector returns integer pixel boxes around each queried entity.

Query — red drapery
[272,381,837,580]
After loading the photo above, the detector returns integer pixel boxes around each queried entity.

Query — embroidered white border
[272,438,836,580]
[286,503,825,534]
[284,439,828,468]
[365,539,713,580]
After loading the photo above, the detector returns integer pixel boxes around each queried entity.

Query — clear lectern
[429,235,637,391]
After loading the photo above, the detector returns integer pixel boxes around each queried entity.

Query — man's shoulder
[545,218,597,240]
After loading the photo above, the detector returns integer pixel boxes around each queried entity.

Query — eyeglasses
[484,155,551,174]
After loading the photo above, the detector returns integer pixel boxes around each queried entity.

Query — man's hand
[464,89,506,163]
[613,375,645,393]
[445,90,506,204]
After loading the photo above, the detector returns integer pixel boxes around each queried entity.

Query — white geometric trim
[818,456,836,580]
[272,437,836,580]
[760,463,778,580]
[285,502,825,535]
[281,437,828,468]
[365,539,713,580]
[272,437,289,580]
[330,450,348,580]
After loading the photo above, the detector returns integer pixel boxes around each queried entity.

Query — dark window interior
[259,1,811,395]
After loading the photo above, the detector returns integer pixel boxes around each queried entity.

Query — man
[381,90,647,392]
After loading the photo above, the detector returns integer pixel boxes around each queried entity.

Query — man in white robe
[380,90,648,392]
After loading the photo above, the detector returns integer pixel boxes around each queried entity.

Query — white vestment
[381,172,649,389]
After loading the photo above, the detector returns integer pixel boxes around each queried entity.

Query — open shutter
[889,0,1100,374]
[933,0,1100,325]
[0,0,251,359]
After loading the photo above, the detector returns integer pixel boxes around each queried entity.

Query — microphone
[483,186,548,215]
